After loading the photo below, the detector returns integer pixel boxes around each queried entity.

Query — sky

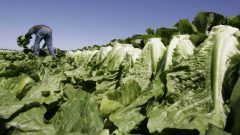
[0,0,239,50]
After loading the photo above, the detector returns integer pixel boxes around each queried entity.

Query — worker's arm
[24,27,34,39]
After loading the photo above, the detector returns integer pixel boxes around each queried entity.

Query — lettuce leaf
[228,76,240,135]
[109,90,154,133]
[164,34,195,70]
[193,12,225,33]
[121,38,166,90]
[52,87,104,135]
[6,106,55,135]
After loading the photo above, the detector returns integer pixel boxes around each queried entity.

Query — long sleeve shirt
[25,25,51,38]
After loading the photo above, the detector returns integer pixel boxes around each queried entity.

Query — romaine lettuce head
[147,25,240,135]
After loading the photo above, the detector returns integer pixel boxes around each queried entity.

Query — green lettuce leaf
[0,74,34,100]
[96,46,113,64]
[174,19,197,34]
[207,124,231,135]
[100,79,142,116]
[228,76,240,135]
[66,49,99,66]
[163,34,195,71]
[6,106,55,135]
[0,72,64,120]
[223,15,240,29]
[100,43,138,71]
[211,25,240,127]
[155,27,178,46]
[193,12,225,33]
[109,90,153,133]
[52,87,104,135]
[121,38,166,91]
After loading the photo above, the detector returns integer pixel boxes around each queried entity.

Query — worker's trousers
[33,27,56,57]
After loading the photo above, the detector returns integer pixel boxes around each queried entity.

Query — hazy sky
[0,0,239,50]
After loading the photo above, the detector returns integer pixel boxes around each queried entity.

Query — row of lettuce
[0,12,240,135]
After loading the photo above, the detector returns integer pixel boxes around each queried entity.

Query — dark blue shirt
[25,25,51,38]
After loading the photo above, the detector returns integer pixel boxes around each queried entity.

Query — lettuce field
[0,12,240,135]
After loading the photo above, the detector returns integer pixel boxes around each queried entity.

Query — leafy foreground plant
[1,13,240,135]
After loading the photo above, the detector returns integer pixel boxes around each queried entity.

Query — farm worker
[25,24,56,57]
